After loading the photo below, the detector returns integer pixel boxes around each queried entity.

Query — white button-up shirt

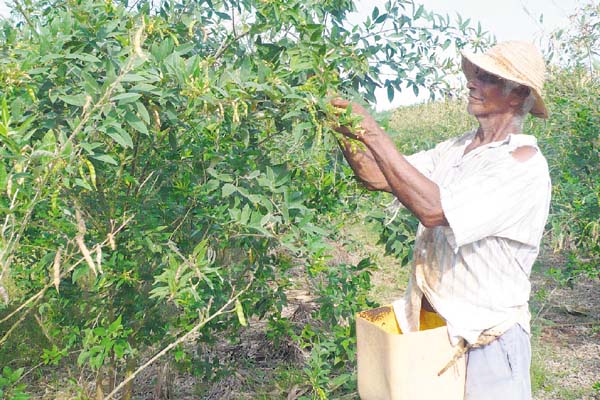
[400,130,551,345]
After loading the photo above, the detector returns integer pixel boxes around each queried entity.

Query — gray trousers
[465,324,532,400]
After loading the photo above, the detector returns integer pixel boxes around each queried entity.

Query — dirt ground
[127,238,600,400]
[528,253,600,400]
[25,229,599,399]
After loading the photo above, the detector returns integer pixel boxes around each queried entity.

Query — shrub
[0,0,489,396]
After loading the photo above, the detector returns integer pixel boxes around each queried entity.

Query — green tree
[532,0,600,283]
[0,0,490,396]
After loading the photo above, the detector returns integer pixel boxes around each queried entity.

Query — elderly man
[332,41,551,399]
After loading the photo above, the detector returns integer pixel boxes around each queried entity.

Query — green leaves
[91,154,118,165]
[64,53,102,64]
[534,67,600,282]
[235,299,247,326]
[222,183,237,197]
[106,125,134,148]
[77,316,132,370]
[414,4,425,20]
[136,102,150,124]
[0,367,29,400]
[125,111,148,135]
[1,97,9,128]
[59,94,89,107]
[0,163,7,191]
[111,92,142,104]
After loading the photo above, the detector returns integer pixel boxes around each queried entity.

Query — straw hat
[461,41,548,118]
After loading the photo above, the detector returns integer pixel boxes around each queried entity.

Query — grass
[531,331,594,400]
[384,99,477,152]
[530,327,556,395]
[189,360,308,399]
[340,216,411,305]
[13,97,597,399]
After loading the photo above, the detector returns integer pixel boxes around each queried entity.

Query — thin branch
[0,216,134,326]
[11,0,36,33]
[541,321,600,329]
[168,204,195,240]
[14,360,45,384]
[231,2,238,38]
[213,30,251,62]
[34,312,54,343]
[0,291,43,346]
[0,287,47,326]
[531,286,559,326]
[103,281,252,400]
[127,0,144,12]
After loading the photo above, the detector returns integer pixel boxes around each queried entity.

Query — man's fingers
[330,98,369,118]
[333,124,361,139]
[334,125,352,135]
[329,98,370,140]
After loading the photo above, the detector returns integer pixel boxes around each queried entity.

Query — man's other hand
[330,98,384,142]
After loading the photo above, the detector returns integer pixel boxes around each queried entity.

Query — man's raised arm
[331,98,448,228]
[337,136,392,192]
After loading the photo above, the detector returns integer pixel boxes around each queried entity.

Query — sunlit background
[0,0,582,109]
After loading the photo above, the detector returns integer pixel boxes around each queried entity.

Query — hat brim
[461,51,548,119]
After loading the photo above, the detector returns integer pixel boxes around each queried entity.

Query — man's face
[465,66,515,117]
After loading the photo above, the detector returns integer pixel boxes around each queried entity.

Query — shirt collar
[505,133,538,148]
[464,131,538,151]
[458,132,538,165]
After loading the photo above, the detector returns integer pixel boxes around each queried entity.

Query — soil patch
[530,252,600,400]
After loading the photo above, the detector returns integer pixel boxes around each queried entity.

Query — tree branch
[11,0,36,33]
[213,30,251,62]
[103,281,252,400]
[0,215,134,327]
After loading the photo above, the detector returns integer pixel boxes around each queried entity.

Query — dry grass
[339,217,410,305]
[530,252,600,400]
[387,99,477,152]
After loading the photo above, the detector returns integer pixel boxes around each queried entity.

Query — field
[33,101,597,400]
[1,0,599,398]
[4,98,599,400]
[82,212,600,400]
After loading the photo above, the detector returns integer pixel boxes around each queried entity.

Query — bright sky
[354,0,579,42]
[0,0,582,108]
[350,0,582,109]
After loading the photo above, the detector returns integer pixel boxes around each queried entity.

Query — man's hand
[331,99,448,228]
[330,98,384,142]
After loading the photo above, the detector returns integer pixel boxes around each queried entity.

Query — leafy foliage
[0,367,30,400]
[532,69,600,282]
[532,0,600,283]
[543,1,599,74]
[0,0,490,396]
